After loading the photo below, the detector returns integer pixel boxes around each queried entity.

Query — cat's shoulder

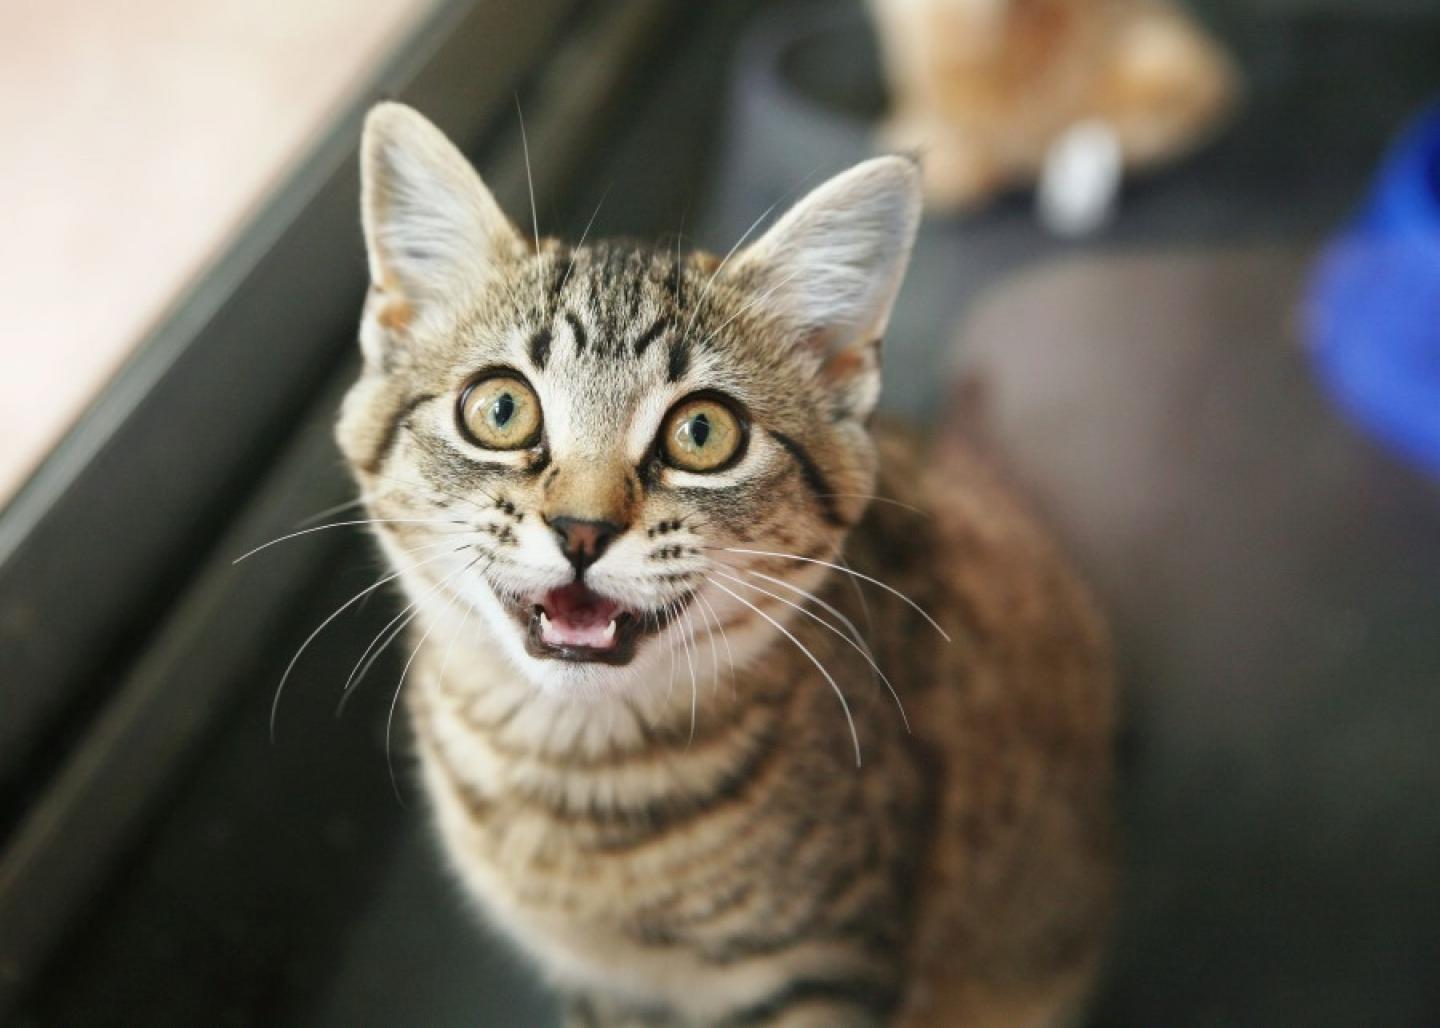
[861,416,1107,657]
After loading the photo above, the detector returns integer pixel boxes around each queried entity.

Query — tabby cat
[336,102,1114,1027]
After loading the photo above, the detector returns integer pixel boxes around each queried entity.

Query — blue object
[1306,99,1440,478]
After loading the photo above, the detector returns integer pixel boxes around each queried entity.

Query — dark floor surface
[956,251,1440,1026]
[15,1,1440,1025]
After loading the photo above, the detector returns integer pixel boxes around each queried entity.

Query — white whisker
[676,600,699,746]
[678,161,832,347]
[722,547,950,641]
[297,496,370,527]
[386,562,478,803]
[817,493,930,517]
[337,556,477,713]
[387,611,439,806]
[367,470,499,511]
[707,576,861,767]
[715,569,908,732]
[836,551,875,636]
[233,518,466,564]
[697,592,737,700]
[673,213,687,308]
[747,570,872,664]
[267,545,468,743]
[698,267,803,349]
[395,536,484,557]
[340,602,423,717]
[437,587,477,693]
[557,184,611,300]
[515,95,543,314]
[693,593,724,696]
[678,197,782,346]
[661,603,678,699]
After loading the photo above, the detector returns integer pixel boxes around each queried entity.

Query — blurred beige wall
[0,0,438,505]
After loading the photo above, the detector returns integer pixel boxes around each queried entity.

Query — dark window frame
[0,0,683,1011]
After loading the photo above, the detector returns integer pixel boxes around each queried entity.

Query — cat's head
[338,103,920,695]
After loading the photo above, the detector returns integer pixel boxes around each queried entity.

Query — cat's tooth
[540,611,551,632]
[604,619,617,641]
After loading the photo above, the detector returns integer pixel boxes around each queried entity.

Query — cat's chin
[506,629,684,699]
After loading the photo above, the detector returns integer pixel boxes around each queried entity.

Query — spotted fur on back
[335,102,1115,1026]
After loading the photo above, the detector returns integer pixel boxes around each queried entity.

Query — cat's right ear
[359,102,525,356]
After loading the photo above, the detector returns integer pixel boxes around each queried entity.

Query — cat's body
[337,104,1114,1026]
[408,428,1113,1026]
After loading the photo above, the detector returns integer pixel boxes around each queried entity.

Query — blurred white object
[1037,120,1124,237]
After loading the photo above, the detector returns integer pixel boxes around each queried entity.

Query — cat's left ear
[731,156,921,419]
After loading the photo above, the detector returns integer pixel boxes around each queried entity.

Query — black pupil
[690,413,710,447]
[492,392,516,427]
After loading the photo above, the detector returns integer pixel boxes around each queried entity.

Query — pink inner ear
[822,339,880,380]
[376,296,413,332]
[819,338,883,419]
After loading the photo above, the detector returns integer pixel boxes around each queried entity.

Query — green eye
[661,396,744,472]
[459,373,542,450]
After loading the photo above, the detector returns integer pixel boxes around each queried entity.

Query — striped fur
[335,104,1114,1026]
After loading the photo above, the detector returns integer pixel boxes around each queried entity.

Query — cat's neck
[418,616,783,767]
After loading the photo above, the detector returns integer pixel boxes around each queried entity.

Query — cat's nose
[545,515,624,574]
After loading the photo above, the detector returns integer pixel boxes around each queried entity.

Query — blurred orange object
[868,0,1240,213]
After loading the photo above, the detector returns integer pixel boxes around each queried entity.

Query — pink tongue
[540,584,622,648]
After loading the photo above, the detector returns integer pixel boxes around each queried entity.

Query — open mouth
[510,582,685,666]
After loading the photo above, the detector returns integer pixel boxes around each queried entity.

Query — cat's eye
[660,395,745,473]
[458,372,542,450]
